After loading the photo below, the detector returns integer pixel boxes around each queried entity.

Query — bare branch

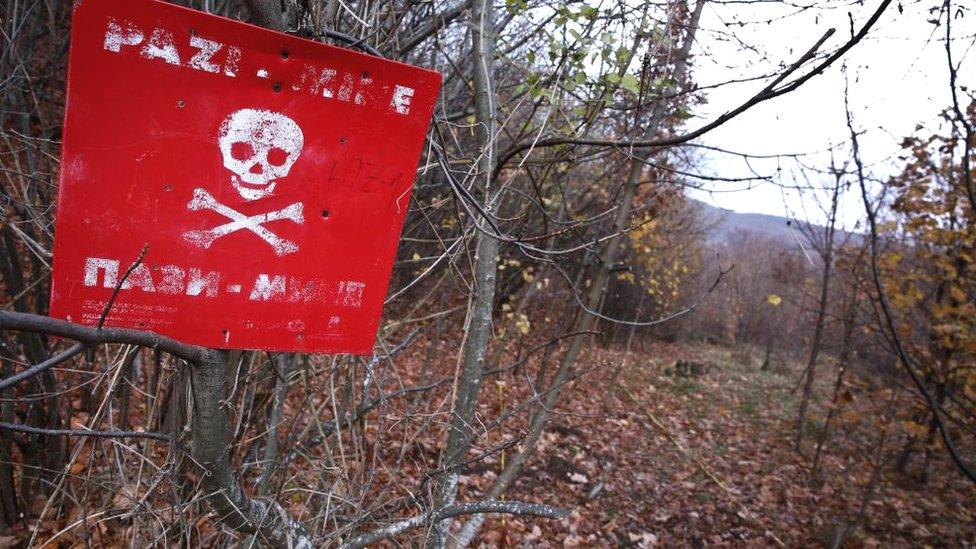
[0,422,170,442]
[341,501,569,549]
[495,0,893,171]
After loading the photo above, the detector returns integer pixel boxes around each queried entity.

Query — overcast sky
[683,0,975,228]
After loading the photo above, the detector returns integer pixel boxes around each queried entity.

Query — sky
[683,0,975,229]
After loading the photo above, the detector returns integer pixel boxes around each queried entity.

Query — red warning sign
[50,0,441,354]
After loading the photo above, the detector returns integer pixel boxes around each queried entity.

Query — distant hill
[695,201,793,242]
[690,200,860,250]
[693,200,797,245]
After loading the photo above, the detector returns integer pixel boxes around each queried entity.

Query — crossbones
[182,188,304,256]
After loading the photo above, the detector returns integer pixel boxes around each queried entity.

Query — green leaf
[615,46,630,64]
[651,76,670,89]
[620,74,640,95]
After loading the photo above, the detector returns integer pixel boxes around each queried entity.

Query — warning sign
[50,0,441,353]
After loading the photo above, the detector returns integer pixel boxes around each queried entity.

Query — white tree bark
[434,0,499,544]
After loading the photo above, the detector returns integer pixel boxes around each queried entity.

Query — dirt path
[461,342,976,547]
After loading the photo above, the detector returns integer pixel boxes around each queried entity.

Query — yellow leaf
[902,420,928,437]
[839,410,862,424]
[767,294,782,307]
[949,286,967,303]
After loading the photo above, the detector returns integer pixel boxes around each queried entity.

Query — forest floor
[459,341,976,547]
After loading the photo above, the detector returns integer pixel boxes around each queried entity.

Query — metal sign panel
[50,0,441,354]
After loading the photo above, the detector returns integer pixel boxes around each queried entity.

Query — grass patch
[739,396,760,418]
[669,378,700,396]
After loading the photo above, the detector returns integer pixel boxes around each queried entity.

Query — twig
[0,342,85,392]
[495,0,893,169]
[0,310,205,363]
[97,243,149,329]
[846,82,976,484]
[340,500,568,549]
[0,421,170,442]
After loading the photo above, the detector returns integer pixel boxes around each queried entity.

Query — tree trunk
[811,292,858,481]
[760,333,775,371]
[189,350,312,548]
[796,174,842,452]
[245,0,286,31]
[434,0,499,542]
[257,353,295,495]
[451,2,707,545]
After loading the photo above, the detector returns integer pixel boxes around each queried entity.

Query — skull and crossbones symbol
[183,108,306,256]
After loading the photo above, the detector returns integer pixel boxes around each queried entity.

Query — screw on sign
[49,0,442,354]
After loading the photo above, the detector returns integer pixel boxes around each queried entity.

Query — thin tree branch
[0,342,84,392]
[495,0,892,172]
[341,501,568,549]
[0,311,313,546]
[847,83,976,484]
[0,422,170,442]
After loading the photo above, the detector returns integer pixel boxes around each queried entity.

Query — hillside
[691,200,861,253]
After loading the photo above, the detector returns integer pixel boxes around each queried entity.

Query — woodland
[1,0,975,547]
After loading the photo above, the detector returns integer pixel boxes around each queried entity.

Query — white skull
[217,109,305,201]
